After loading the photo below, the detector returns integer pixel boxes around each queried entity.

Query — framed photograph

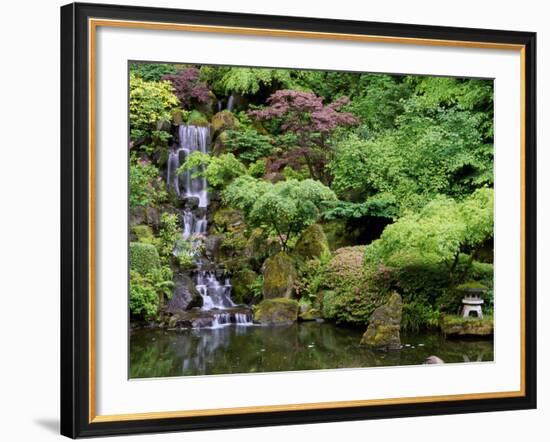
[60,2,537,438]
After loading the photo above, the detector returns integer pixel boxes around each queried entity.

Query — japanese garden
[128,62,494,378]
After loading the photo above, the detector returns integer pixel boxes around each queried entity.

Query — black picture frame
[60,2,537,438]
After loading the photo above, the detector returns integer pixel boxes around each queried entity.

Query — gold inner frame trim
[88,18,527,424]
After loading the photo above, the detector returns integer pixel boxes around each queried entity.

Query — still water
[129,322,493,378]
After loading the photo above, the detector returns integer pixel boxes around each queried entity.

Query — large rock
[262,252,297,299]
[211,110,237,135]
[360,292,403,350]
[439,315,493,337]
[253,298,299,325]
[166,274,203,312]
[294,224,330,259]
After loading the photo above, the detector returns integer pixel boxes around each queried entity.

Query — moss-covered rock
[231,268,259,304]
[187,110,209,127]
[212,208,245,231]
[262,252,297,299]
[211,110,237,135]
[131,225,155,244]
[360,292,403,350]
[300,307,322,321]
[294,224,330,260]
[129,242,160,275]
[212,130,230,156]
[439,315,493,337]
[253,298,299,325]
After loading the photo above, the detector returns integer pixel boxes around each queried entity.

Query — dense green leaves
[177,152,247,189]
[224,178,336,250]
[364,188,494,269]
[129,74,178,143]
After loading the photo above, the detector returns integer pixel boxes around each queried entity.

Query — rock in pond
[439,315,493,337]
[253,298,299,325]
[262,252,297,299]
[424,355,445,364]
[360,292,403,350]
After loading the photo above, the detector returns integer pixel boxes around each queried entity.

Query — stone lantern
[461,287,486,318]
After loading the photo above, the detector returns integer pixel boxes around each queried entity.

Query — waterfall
[226,94,235,112]
[196,271,235,310]
[166,124,252,323]
[166,125,209,208]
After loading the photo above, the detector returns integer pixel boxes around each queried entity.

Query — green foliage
[365,188,494,271]
[250,275,265,301]
[129,265,174,320]
[132,225,156,244]
[177,152,247,189]
[129,73,178,143]
[323,195,398,221]
[129,156,167,209]
[247,159,267,178]
[129,242,160,275]
[319,246,389,325]
[401,301,440,332]
[186,109,209,126]
[200,66,296,95]
[129,63,178,81]
[294,252,331,301]
[224,178,337,251]
[158,213,179,262]
[223,127,273,162]
[173,238,203,269]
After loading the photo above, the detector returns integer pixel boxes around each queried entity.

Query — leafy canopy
[224,177,336,250]
[364,188,494,269]
[177,152,247,189]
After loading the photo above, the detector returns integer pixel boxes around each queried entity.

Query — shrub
[157,213,179,262]
[401,301,440,332]
[320,247,388,325]
[129,265,174,320]
[129,157,167,209]
[224,127,273,162]
[129,242,160,275]
[129,73,178,143]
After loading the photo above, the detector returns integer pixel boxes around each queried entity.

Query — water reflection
[130,322,493,378]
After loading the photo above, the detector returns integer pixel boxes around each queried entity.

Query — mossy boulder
[129,242,160,276]
[360,292,403,350]
[212,130,231,156]
[262,252,297,299]
[231,268,259,304]
[131,225,155,244]
[212,208,245,231]
[439,315,493,337]
[253,298,299,325]
[211,110,237,135]
[187,110,209,127]
[299,307,322,321]
[171,108,188,125]
[294,224,330,260]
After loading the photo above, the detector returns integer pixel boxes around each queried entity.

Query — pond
[129,322,493,378]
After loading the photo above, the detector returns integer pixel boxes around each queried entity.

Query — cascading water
[167,124,252,328]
